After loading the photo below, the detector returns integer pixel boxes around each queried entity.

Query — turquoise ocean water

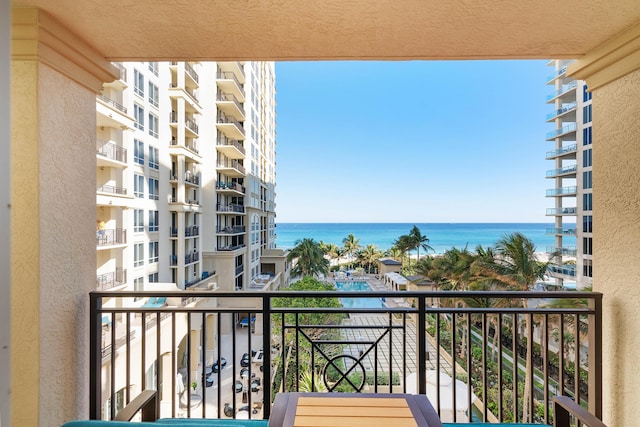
[275,223,564,254]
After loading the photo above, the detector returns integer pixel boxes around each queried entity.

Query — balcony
[185,118,199,136]
[217,203,245,214]
[546,186,577,197]
[96,268,126,290]
[96,228,126,248]
[216,112,245,140]
[168,136,202,162]
[185,225,199,237]
[217,159,246,177]
[216,69,245,101]
[547,264,577,277]
[546,123,577,141]
[217,181,246,194]
[96,139,127,167]
[546,102,577,121]
[184,62,200,85]
[168,83,202,113]
[546,207,577,216]
[545,227,576,236]
[545,144,577,160]
[216,92,245,120]
[89,289,602,424]
[104,62,127,89]
[216,138,246,160]
[216,225,246,235]
[545,65,568,83]
[184,172,200,186]
[545,81,578,102]
[546,164,577,178]
[96,184,133,207]
[547,246,578,256]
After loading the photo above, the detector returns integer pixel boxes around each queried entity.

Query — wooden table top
[268,393,443,427]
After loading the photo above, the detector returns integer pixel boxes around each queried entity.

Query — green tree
[287,238,330,278]
[357,244,382,273]
[342,233,361,270]
[392,234,412,271]
[408,225,434,263]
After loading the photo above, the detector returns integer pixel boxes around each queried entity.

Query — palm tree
[323,243,342,267]
[475,232,549,422]
[287,238,330,278]
[357,244,382,273]
[408,225,434,263]
[342,234,361,270]
[392,234,412,271]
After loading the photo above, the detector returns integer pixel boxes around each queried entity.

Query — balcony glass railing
[546,144,577,159]
[546,81,578,101]
[546,207,577,216]
[90,290,602,424]
[216,203,245,213]
[547,264,577,277]
[545,66,568,83]
[547,246,578,256]
[546,165,577,177]
[546,102,577,120]
[546,186,577,196]
[546,123,577,140]
[545,227,576,236]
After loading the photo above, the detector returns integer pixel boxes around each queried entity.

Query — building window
[148,113,159,138]
[583,148,592,167]
[583,259,593,278]
[148,210,158,232]
[148,62,159,76]
[148,272,158,283]
[583,215,593,233]
[148,178,159,200]
[583,85,592,102]
[134,209,144,232]
[134,69,144,97]
[149,241,159,264]
[583,126,592,145]
[134,276,144,301]
[583,171,592,189]
[134,139,144,165]
[134,103,144,130]
[134,174,144,198]
[583,237,593,255]
[148,83,159,108]
[134,243,144,267]
[583,105,592,124]
[148,146,159,169]
[583,193,592,211]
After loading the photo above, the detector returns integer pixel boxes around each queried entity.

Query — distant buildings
[545,60,593,290]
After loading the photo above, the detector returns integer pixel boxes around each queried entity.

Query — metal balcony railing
[216,225,246,234]
[185,62,200,84]
[97,184,127,196]
[216,91,244,113]
[184,225,199,237]
[96,268,126,290]
[217,112,245,135]
[217,159,246,175]
[216,138,246,155]
[96,228,126,246]
[89,290,602,425]
[546,207,577,216]
[97,94,127,114]
[96,139,127,163]
[216,203,245,213]
[548,264,577,277]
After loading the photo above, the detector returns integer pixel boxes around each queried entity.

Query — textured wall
[593,68,640,427]
[11,61,96,426]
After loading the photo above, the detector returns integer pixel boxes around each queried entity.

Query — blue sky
[274,60,551,223]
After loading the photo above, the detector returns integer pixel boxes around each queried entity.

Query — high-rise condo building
[545,59,593,290]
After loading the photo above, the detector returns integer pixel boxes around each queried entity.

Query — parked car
[212,357,227,373]
[240,353,250,367]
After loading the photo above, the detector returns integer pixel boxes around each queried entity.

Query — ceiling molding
[568,21,640,90]
[11,7,118,92]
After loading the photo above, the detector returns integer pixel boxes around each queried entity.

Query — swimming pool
[335,281,386,309]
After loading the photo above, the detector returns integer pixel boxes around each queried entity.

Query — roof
[379,258,402,266]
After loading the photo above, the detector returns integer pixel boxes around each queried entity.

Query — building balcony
[96,185,133,207]
[185,118,199,136]
[546,227,577,236]
[546,207,577,216]
[185,225,199,237]
[184,62,200,85]
[546,81,578,102]
[168,83,202,113]
[216,92,245,120]
[96,139,127,167]
[96,228,126,248]
[216,243,245,251]
[96,94,135,129]
[216,138,246,159]
[546,102,577,121]
[216,112,245,140]
[545,144,577,160]
[546,123,577,141]
[547,264,577,277]
[217,203,245,214]
[89,290,602,425]
[546,164,577,178]
[96,268,126,291]
[104,62,127,89]
[217,181,246,194]
[184,172,200,186]
[545,65,568,83]
[216,70,245,102]
[547,246,578,256]
[168,137,202,163]
[216,225,246,235]
[216,158,246,177]
[546,186,577,197]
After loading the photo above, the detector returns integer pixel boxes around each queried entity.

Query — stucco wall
[11,61,96,426]
[593,68,640,427]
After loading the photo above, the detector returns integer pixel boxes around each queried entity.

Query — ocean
[274,223,565,254]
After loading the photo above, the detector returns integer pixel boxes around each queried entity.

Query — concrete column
[568,22,640,427]
[11,7,117,426]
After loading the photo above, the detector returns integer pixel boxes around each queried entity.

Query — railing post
[589,294,603,419]
[418,296,426,394]
[89,292,102,419]
[262,295,272,420]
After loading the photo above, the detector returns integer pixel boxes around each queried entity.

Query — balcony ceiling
[12,0,640,61]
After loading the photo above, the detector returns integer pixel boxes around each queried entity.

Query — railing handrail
[97,93,127,114]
